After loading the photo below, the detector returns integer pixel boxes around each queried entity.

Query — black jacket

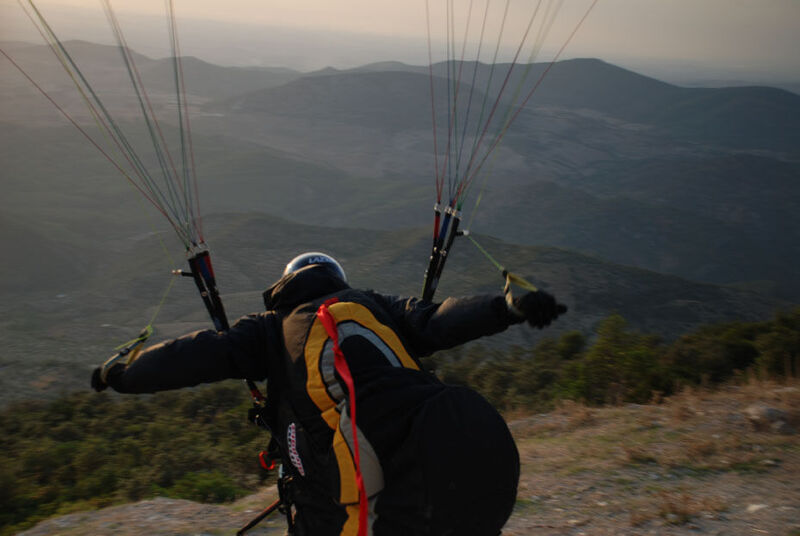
[106,265,522,533]
[108,265,521,396]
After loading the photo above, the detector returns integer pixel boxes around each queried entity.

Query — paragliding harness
[238,297,371,536]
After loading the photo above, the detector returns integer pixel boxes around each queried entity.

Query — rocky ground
[18,379,800,536]
[503,381,799,536]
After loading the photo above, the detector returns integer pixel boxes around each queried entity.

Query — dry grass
[630,490,729,527]
[554,399,596,429]
[685,438,717,458]
[24,379,800,536]
[622,443,659,465]
[507,378,800,535]
[668,397,697,424]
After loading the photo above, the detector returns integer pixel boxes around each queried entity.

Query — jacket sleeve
[369,293,523,357]
[106,313,279,394]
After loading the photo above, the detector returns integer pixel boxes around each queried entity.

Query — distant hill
[298,58,800,154]
[438,58,800,154]
[576,153,800,289]
[0,214,90,293]
[195,57,800,299]
[140,56,302,100]
[0,40,302,102]
[8,112,796,301]
[469,160,800,298]
[4,39,152,72]
[4,42,800,302]
[5,43,797,154]
[210,70,434,130]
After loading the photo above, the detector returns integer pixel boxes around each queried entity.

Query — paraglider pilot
[92,252,567,536]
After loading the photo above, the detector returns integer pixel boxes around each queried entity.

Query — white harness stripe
[320,320,403,402]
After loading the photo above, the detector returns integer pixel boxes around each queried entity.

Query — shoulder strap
[316,297,368,536]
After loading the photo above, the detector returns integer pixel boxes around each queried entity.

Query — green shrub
[0,381,269,535]
[168,471,244,503]
[3,308,799,534]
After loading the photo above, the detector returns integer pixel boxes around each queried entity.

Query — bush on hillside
[2,308,799,534]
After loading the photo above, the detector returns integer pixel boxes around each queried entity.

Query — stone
[745,403,789,432]
[770,420,796,435]
[665,513,681,524]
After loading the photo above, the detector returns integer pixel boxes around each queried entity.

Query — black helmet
[283,252,346,282]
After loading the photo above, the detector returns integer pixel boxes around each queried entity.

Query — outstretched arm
[369,293,518,356]
[94,313,278,394]
[371,290,566,357]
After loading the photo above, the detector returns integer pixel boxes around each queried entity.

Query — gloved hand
[91,367,108,392]
[90,363,125,392]
[507,290,567,329]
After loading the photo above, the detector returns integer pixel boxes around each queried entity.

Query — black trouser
[374,385,520,536]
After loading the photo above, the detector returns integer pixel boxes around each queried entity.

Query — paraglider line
[0,47,176,229]
[465,0,599,189]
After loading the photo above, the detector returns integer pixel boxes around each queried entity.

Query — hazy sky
[2,0,799,84]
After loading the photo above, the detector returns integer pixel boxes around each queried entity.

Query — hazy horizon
[2,0,799,92]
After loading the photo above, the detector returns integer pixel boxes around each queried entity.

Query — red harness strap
[316,297,368,536]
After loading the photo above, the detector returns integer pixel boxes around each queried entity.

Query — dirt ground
[503,380,800,536]
[18,380,800,536]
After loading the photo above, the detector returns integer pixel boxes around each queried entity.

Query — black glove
[90,363,125,392]
[91,367,108,392]
[508,290,567,329]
